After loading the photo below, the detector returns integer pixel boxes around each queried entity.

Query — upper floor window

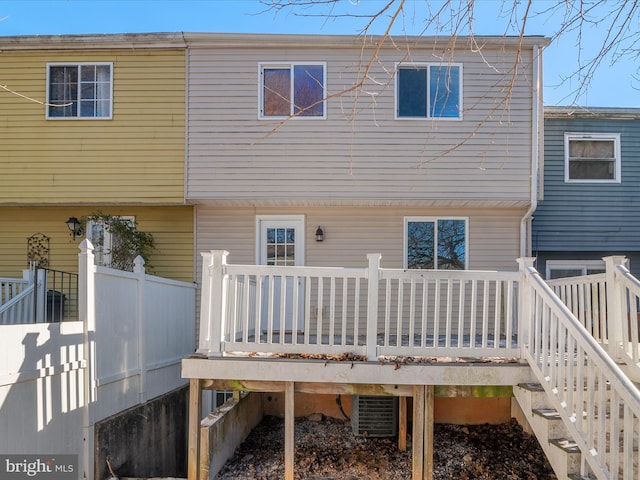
[565,133,621,183]
[47,63,112,119]
[396,63,462,119]
[405,217,468,270]
[259,63,325,118]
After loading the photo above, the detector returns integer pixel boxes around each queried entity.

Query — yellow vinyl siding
[0,206,194,282]
[0,49,185,204]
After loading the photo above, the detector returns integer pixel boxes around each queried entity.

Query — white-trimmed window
[87,216,134,267]
[546,260,606,280]
[259,63,326,118]
[396,63,462,119]
[47,63,113,119]
[565,133,621,183]
[404,217,468,270]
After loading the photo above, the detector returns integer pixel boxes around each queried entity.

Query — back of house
[185,33,548,280]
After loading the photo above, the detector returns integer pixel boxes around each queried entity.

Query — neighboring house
[185,33,547,294]
[0,33,194,284]
[0,33,197,480]
[533,107,640,279]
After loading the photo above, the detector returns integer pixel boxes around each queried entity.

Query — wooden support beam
[188,378,202,480]
[425,385,434,480]
[398,396,407,452]
[412,386,424,480]
[201,379,414,396]
[284,381,295,480]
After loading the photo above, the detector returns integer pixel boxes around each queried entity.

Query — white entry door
[257,216,305,334]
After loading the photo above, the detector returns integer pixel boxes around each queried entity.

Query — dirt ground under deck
[214,415,556,480]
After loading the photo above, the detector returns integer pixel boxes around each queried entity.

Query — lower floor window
[546,260,606,280]
[405,217,467,270]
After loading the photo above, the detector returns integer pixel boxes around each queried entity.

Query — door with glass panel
[257,216,305,336]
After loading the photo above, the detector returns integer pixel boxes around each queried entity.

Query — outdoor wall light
[65,217,83,240]
[315,226,324,242]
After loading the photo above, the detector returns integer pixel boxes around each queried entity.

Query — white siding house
[184,33,547,276]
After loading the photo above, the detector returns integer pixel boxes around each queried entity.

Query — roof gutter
[521,43,542,258]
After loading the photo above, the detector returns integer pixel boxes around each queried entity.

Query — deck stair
[514,383,585,479]
[514,381,639,480]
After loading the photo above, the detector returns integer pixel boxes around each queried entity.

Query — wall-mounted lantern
[315,226,325,242]
[65,217,83,241]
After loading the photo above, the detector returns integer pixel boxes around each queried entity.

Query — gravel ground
[215,415,556,480]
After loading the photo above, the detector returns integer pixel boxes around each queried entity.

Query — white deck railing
[548,256,640,381]
[521,258,640,480]
[198,252,640,480]
[198,251,521,359]
[0,284,35,324]
[0,276,30,307]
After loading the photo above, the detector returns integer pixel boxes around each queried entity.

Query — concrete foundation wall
[201,392,263,480]
[94,386,188,479]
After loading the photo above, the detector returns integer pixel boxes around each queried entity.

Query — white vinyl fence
[0,240,196,480]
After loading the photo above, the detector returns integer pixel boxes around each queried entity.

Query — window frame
[403,216,469,270]
[46,62,113,120]
[545,260,608,280]
[395,62,463,120]
[258,62,327,120]
[564,133,621,183]
[86,215,135,267]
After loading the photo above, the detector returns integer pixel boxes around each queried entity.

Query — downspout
[520,44,541,258]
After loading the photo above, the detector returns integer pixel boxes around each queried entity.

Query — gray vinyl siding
[186,37,542,206]
[194,205,524,272]
[533,114,640,252]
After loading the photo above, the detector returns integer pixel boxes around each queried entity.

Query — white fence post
[366,254,381,361]
[604,255,627,361]
[134,256,147,404]
[517,258,536,358]
[198,250,228,357]
[78,239,96,480]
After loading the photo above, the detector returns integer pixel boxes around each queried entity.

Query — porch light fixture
[65,217,83,240]
[315,226,324,242]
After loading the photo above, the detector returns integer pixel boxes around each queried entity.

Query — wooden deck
[184,253,640,480]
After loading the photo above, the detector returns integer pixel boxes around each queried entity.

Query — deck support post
[604,255,628,361]
[366,253,382,360]
[517,257,536,358]
[425,385,434,480]
[188,378,202,480]
[412,386,424,479]
[399,396,407,452]
[412,386,434,480]
[284,381,295,480]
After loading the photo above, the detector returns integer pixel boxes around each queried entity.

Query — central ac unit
[351,395,398,437]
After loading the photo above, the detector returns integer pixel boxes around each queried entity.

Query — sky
[0,0,637,107]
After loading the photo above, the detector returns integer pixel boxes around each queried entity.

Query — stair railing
[520,259,640,480]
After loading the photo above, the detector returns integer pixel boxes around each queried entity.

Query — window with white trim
[87,216,135,268]
[396,63,462,119]
[47,63,112,119]
[259,63,325,118]
[565,133,621,182]
[405,217,468,270]
[546,260,606,280]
